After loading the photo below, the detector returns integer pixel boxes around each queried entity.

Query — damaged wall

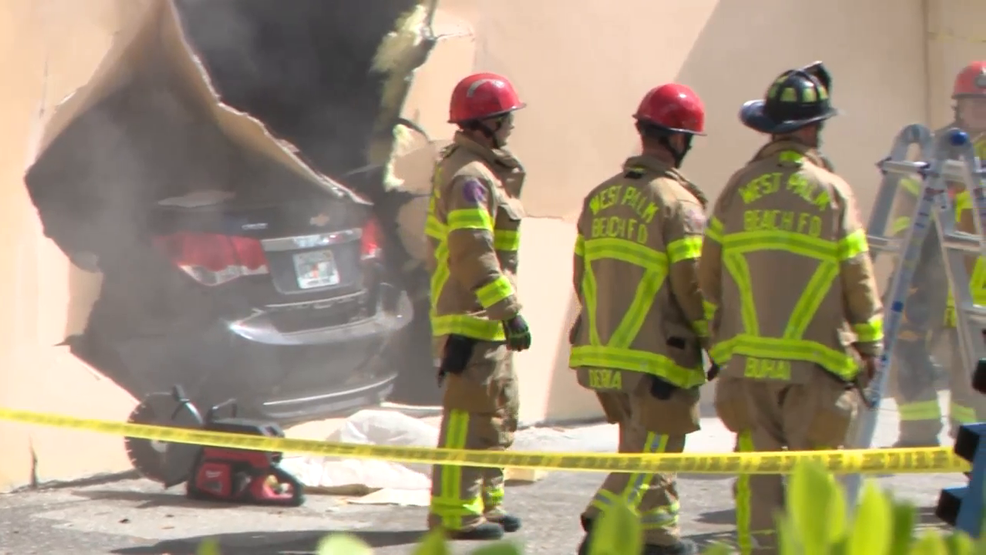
[1,0,984,489]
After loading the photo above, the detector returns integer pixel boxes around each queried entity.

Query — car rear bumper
[226,285,414,346]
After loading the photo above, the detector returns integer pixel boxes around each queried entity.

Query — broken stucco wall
[2,0,985,489]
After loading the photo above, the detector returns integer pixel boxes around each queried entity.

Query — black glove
[706,362,721,381]
[649,376,676,400]
[439,334,476,382]
[502,314,531,352]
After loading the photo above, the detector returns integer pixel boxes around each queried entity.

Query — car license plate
[293,250,341,289]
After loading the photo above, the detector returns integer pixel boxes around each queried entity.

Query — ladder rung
[878,159,976,183]
[866,235,898,253]
[941,231,985,253]
[957,306,986,325]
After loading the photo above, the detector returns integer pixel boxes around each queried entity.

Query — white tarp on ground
[280,408,548,506]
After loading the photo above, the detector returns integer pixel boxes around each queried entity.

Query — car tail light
[361,218,382,260]
[153,232,269,286]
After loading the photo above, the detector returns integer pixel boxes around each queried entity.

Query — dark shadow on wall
[172,0,441,406]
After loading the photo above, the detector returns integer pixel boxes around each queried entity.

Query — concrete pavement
[0,398,965,554]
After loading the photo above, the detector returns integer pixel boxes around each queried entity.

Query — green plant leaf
[846,481,891,555]
[196,539,221,555]
[888,498,916,555]
[468,541,523,555]
[588,498,642,555]
[776,514,801,555]
[412,529,450,555]
[315,533,374,555]
[943,530,974,555]
[787,460,846,553]
[910,530,949,555]
[701,543,733,555]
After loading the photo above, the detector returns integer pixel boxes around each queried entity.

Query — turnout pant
[730,367,858,555]
[576,368,700,547]
[428,341,519,531]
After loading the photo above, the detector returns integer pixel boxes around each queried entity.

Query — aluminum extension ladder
[843,124,986,507]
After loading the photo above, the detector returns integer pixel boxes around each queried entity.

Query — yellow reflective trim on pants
[891,216,911,236]
[735,430,755,555]
[667,236,703,264]
[448,208,493,231]
[899,401,942,422]
[591,433,679,532]
[483,485,504,507]
[570,345,705,388]
[705,217,724,243]
[951,402,978,425]
[494,230,520,251]
[711,334,859,380]
[476,276,515,309]
[430,410,483,529]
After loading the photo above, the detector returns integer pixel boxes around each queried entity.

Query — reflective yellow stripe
[428,201,506,341]
[570,345,707,388]
[476,275,515,309]
[692,319,709,338]
[574,233,585,257]
[570,237,704,387]
[853,317,883,342]
[591,433,679,529]
[705,216,724,243]
[951,402,978,425]
[711,334,859,378]
[667,236,703,264]
[890,216,911,236]
[711,228,877,378]
[956,191,972,220]
[898,400,942,421]
[494,230,520,251]
[429,410,483,529]
[735,431,754,555]
[448,208,493,231]
[721,230,866,262]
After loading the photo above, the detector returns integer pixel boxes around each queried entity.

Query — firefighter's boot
[446,521,505,541]
[485,507,522,532]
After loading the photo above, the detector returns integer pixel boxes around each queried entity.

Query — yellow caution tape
[0,407,971,475]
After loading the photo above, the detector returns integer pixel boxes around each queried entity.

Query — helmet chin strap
[659,135,693,168]
[468,117,507,149]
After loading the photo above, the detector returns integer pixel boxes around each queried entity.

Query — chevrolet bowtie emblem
[310,213,330,227]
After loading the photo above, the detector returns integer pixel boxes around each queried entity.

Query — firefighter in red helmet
[425,72,530,541]
[885,60,986,449]
[570,83,711,555]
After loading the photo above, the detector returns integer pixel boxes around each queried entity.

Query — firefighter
[698,62,884,555]
[887,60,986,446]
[570,83,711,555]
[425,72,532,541]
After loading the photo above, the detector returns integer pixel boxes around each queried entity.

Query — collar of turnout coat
[750,139,834,172]
[622,154,709,208]
[444,131,524,170]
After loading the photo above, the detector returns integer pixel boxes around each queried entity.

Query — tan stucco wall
[1,0,983,489]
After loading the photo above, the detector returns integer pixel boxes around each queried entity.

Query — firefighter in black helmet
[701,61,883,555]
